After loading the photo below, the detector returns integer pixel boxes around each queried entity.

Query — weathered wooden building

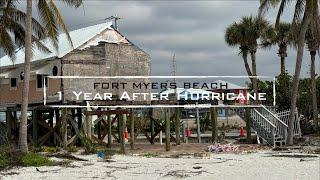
[0,21,151,106]
[0,21,152,148]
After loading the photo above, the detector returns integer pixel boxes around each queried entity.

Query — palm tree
[19,0,83,153]
[0,0,49,59]
[306,25,319,129]
[259,0,319,145]
[261,23,294,75]
[225,16,272,103]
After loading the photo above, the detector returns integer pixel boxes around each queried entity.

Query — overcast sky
[11,1,320,83]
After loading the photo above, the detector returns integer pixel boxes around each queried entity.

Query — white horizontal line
[48,105,264,108]
[47,75,273,79]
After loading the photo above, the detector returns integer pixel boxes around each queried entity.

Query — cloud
[11,1,319,80]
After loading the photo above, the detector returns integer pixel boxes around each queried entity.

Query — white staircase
[234,105,301,146]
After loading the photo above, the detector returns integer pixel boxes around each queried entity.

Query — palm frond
[48,0,74,48]
[37,0,58,49]
[60,0,83,8]
[292,0,306,24]
[275,0,290,30]
[0,27,15,59]
[32,36,51,53]
[258,0,280,18]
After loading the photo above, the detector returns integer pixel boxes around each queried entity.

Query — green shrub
[140,152,159,158]
[31,146,44,153]
[43,147,59,154]
[66,146,78,153]
[0,154,9,168]
[79,132,97,154]
[21,153,54,167]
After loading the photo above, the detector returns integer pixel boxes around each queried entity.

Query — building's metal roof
[213,80,248,89]
[162,88,212,95]
[0,21,119,68]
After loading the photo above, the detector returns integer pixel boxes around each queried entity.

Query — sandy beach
[1,149,319,180]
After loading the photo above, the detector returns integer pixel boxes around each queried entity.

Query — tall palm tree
[261,22,294,75]
[259,0,319,145]
[20,0,83,153]
[225,16,272,103]
[306,25,319,129]
[0,0,49,59]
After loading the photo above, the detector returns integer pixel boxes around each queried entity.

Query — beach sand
[1,150,319,180]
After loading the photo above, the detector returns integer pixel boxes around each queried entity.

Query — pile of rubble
[207,143,239,153]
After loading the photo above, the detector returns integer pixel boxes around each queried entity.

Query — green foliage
[298,78,313,119]
[43,146,59,154]
[79,132,97,154]
[275,74,292,111]
[225,15,272,55]
[140,152,159,158]
[66,146,78,153]
[21,153,54,167]
[255,75,319,118]
[0,153,9,168]
[31,145,45,153]
[200,115,211,132]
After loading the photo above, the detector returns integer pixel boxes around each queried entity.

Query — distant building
[209,80,249,105]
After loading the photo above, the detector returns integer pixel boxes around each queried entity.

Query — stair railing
[259,105,288,142]
[251,109,276,145]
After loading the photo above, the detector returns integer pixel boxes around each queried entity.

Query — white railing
[250,109,276,145]
[259,106,288,142]
[276,109,301,137]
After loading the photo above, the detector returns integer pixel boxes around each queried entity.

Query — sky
[6,1,320,83]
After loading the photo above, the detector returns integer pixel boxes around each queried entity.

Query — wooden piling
[120,113,126,154]
[196,104,201,143]
[6,111,12,142]
[85,112,92,140]
[107,112,112,148]
[165,109,170,151]
[32,110,38,145]
[61,108,68,148]
[130,109,134,150]
[175,107,180,145]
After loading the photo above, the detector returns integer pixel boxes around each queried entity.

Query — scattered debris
[163,170,210,178]
[207,143,238,153]
[192,166,202,169]
[269,154,318,158]
[35,167,62,173]
[300,159,317,162]
[193,152,210,158]
[47,153,88,162]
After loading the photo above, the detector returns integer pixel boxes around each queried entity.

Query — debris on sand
[269,154,318,158]
[47,153,88,162]
[207,143,238,153]
[163,170,210,178]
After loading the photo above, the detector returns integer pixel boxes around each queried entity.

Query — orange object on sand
[124,127,129,139]
[240,126,245,137]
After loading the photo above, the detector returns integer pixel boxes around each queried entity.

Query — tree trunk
[211,107,218,143]
[19,0,32,153]
[310,51,318,128]
[250,51,259,104]
[280,56,286,75]
[242,52,252,77]
[288,10,311,145]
